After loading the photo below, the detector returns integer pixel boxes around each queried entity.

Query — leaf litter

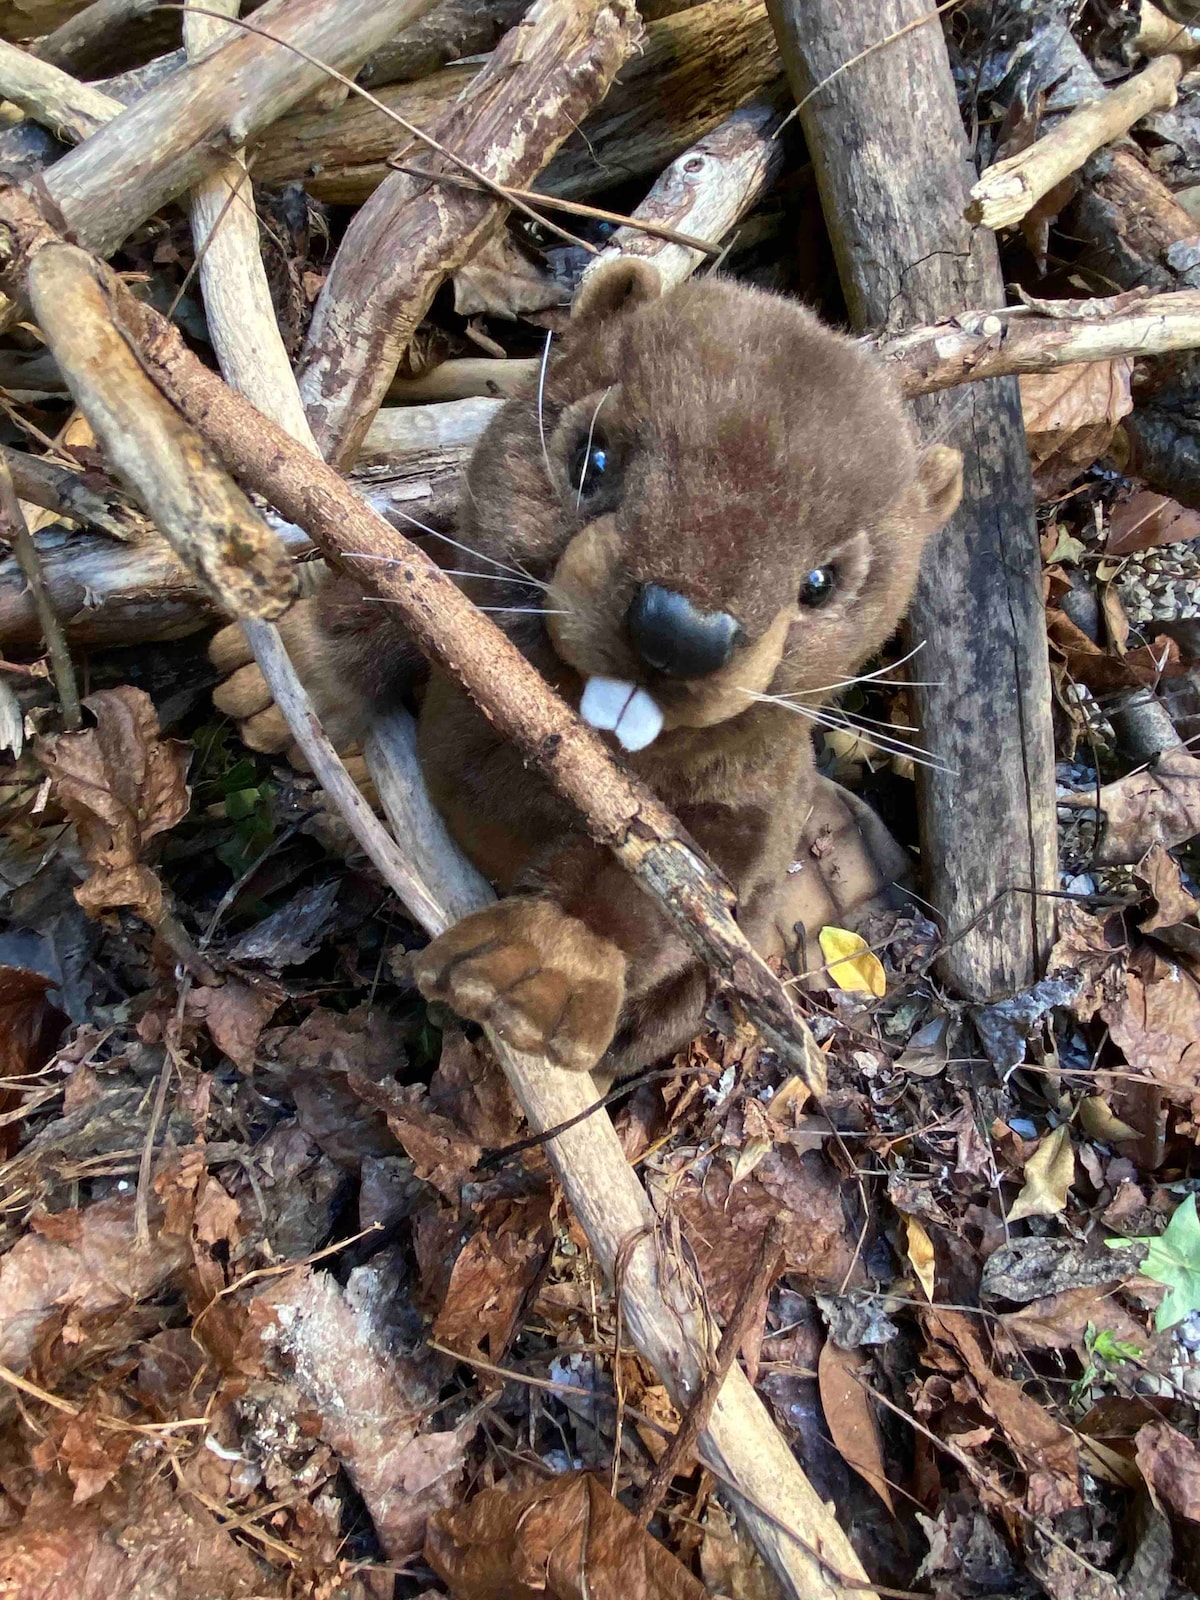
[5,6,1200,1598]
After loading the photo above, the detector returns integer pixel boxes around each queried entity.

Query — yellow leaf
[1079,1096,1139,1144]
[1007,1125,1075,1222]
[903,1214,936,1302]
[818,926,886,998]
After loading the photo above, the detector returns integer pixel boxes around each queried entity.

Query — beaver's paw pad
[413,899,626,1073]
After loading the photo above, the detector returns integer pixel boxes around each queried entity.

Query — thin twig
[637,1216,787,1523]
[0,457,80,729]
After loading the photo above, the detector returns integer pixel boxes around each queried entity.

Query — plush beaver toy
[213,261,962,1081]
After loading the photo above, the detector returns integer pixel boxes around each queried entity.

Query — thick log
[298,0,641,467]
[250,0,781,206]
[767,0,1057,999]
[38,0,442,259]
[32,0,177,77]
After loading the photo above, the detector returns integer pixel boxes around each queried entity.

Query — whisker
[783,639,931,696]
[577,387,612,510]
[742,690,957,775]
[346,535,536,586]
[439,568,551,591]
[537,329,554,486]
[475,605,571,616]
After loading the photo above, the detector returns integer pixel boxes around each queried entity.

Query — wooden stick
[25,245,297,620]
[39,0,443,259]
[968,53,1185,230]
[387,358,536,405]
[251,0,781,207]
[33,0,175,77]
[768,0,1057,1001]
[0,35,118,139]
[581,95,786,293]
[359,0,529,87]
[636,1215,786,1523]
[0,453,79,726]
[298,0,640,467]
[0,440,147,539]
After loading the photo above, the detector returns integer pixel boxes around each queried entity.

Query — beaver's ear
[571,257,662,325]
[916,444,963,530]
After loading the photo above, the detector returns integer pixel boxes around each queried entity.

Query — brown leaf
[817,1339,894,1511]
[38,687,190,925]
[927,1308,1081,1512]
[0,1477,276,1599]
[0,965,66,1156]
[1136,1419,1200,1521]
[57,1408,132,1503]
[1102,947,1200,1103]
[1047,608,1183,694]
[254,1267,472,1560]
[1107,490,1200,557]
[1020,359,1133,496]
[187,979,281,1073]
[433,1196,552,1364]
[348,1075,480,1201]
[425,1472,707,1600]
[1072,748,1200,867]
[0,1196,188,1379]
[1002,1286,1146,1354]
[1136,845,1200,935]
[699,1500,784,1600]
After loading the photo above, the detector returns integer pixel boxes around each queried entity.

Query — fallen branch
[40,0,443,259]
[0,35,118,140]
[26,246,297,621]
[581,93,787,291]
[358,0,529,88]
[0,440,147,540]
[32,0,173,77]
[967,52,1185,230]
[298,0,641,466]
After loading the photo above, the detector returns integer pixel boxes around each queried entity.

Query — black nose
[627,584,744,678]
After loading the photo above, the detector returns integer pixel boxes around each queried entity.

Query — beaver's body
[309,262,963,1078]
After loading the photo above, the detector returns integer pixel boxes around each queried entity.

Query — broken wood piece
[26,243,297,621]
[1136,1,1200,58]
[41,0,444,259]
[582,93,786,292]
[0,441,147,540]
[0,36,118,140]
[386,357,537,404]
[298,0,642,467]
[770,0,1057,1000]
[251,0,780,208]
[358,0,529,87]
[968,53,1185,230]
[32,0,174,77]
[0,453,79,726]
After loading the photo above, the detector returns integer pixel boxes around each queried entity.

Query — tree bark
[0,37,119,140]
[297,0,640,467]
[358,0,529,87]
[250,0,781,207]
[766,0,1057,999]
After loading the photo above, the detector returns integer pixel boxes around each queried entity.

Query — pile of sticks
[1,1,1199,1594]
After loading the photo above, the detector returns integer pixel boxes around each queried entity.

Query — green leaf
[1090,1328,1142,1364]
[1109,1193,1200,1330]
[224,786,261,821]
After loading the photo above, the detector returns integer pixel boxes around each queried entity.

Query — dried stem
[0,455,79,728]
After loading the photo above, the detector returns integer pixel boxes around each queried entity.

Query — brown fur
[316,264,963,1078]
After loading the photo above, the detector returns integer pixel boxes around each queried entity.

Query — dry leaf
[254,1267,473,1560]
[1067,747,1200,867]
[1007,1125,1074,1222]
[1136,1419,1200,1521]
[1102,948,1200,1104]
[699,1500,784,1600]
[1078,1096,1140,1144]
[903,1213,936,1301]
[38,687,190,925]
[817,925,886,998]
[817,1339,894,1511]
[426,1471,706,1600]
[0,1195,188,1378]
[1001,1286,1146,1353]
[0,965,67,1157]
[927,1308,1081,1514]
[1020,359,1133,496]
[1136,845,1200,935]
[187,979,281,1073]
[433,1197,552,1364]
[1106,489,1200,557]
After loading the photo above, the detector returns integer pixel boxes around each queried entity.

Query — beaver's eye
[799,566,836,608]
[569,437,610,499]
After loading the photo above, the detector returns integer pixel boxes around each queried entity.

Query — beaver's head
[458,262,962,752]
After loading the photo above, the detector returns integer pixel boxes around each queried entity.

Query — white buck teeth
[579,676,664,752]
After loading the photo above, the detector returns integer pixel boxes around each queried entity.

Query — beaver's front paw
[413,900,626,1072]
